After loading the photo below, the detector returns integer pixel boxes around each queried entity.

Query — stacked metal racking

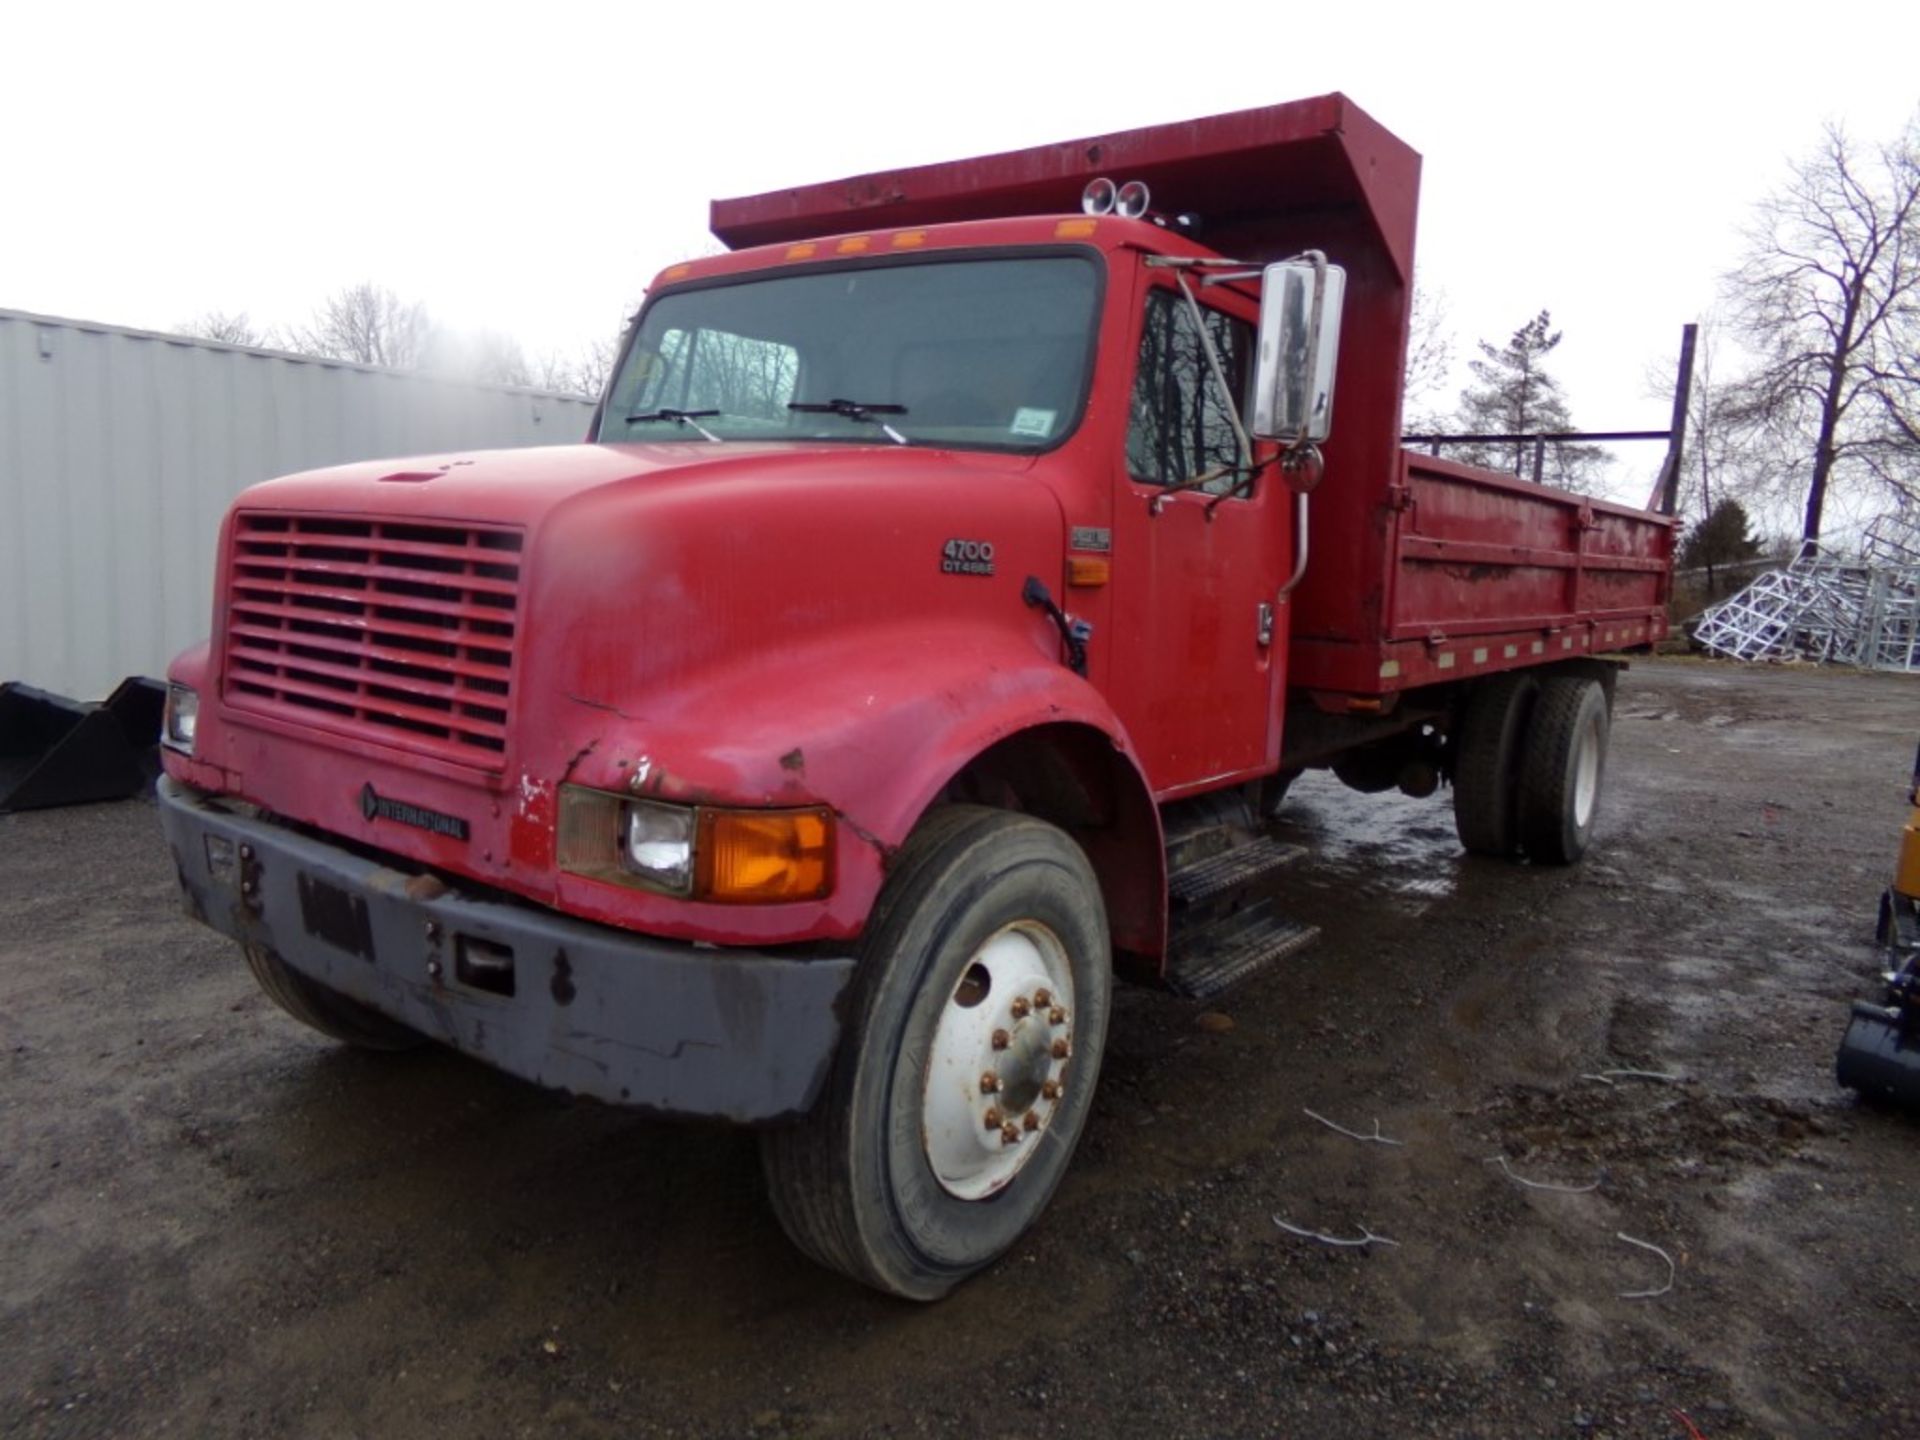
[1692,512,1920,672]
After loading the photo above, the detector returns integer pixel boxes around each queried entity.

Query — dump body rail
[1288,450,1676,697]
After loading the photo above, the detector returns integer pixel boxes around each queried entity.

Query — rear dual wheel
[759,806,1111,1300]
[1452,673,1538,857]
[1516,677,1610,864]
[1453,673,1610,865]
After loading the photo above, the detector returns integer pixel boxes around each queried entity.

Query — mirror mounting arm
[1171,269,1255,476]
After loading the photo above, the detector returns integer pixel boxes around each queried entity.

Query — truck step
[1165,897,1320,1000]
[1168,836,1306,908]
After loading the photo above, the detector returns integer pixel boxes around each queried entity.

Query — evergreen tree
[1679,498,1763,596]
[1456,310,1605,492]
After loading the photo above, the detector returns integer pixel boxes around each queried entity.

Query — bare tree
[178,310,266,347]
[534,332,621,400]
[288,282,433,369]
[1723,116,1920,553]
[1402,281,1455,432]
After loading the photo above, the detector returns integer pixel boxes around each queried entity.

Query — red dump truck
[157,94,1678,1298]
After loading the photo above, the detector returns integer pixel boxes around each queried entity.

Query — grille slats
[233,553,522,598]
[233,576,514,627]
[226,623,513,686]
[223,512,524,768]
[225,597,515,660]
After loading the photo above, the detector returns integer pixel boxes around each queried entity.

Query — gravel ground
[4,657,1918,1439]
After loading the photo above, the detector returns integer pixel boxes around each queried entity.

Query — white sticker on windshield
[1010,407,1056,439]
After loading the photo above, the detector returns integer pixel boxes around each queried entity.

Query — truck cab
[156,94,1675,1299]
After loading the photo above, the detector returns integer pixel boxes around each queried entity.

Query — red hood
[241,440,1036,528]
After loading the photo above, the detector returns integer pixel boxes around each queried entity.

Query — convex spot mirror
[1252,260,1347,443]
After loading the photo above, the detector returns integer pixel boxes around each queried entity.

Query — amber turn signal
[696,807,834,903]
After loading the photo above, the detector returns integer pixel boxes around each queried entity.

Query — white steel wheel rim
[1572,711,1602,827]
[922,920,1076,1201]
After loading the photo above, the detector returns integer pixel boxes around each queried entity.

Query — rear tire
[1516,676,1610,864]
[242,943,424,1051]
[759,806,1111,1300]
[1452,673,1538,857]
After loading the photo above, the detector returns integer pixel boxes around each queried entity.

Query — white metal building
[0,309,599,700]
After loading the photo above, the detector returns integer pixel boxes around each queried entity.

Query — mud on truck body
[157,94,1679,1298]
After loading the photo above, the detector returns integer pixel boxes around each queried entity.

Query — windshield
[596,254,1101,452]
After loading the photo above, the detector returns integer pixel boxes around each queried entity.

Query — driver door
[1103,277,1286,796]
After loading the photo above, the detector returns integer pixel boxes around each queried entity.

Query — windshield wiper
[788,398,910,446]
[624,408,723,443]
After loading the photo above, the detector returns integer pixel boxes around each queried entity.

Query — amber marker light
[785,243,818,261]
[1067,557,1111,587]
[696,807,835,902]
[1054,219,1099,239]
[836,235,871,253]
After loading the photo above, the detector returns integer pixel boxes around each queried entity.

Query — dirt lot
[4,657,1919,1439]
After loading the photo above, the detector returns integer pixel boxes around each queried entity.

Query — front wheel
[759,806,1112,1300]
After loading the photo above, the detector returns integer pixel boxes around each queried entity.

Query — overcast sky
[5,0,1917,509]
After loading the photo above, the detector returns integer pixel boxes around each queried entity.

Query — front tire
[759,806,1112,1300]
[241,943,425,1050]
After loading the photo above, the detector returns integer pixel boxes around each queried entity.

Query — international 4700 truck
[157,95,1677,1298]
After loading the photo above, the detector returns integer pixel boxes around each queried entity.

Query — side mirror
[1252,259,1346,443]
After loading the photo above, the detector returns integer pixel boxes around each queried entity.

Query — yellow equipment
[1837,740,1920,1107]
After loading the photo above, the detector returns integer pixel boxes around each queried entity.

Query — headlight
[162,684,199,755]
[621,799,694,894]
[557,785,833,902]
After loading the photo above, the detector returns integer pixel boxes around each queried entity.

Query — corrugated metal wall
[0,309,598,700]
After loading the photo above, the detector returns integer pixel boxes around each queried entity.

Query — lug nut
[979,1072,1001,1095]
[1049,1006,1066,1025]
[1010,996,1031,1019]
[1000,1122,1021,1145]
[991,1028,1010,1051]
[426,959,443,980]
[983,1106,1003,1129]
[1051,1038,1070,1060]
[1034,988,1053,1008]
[1041,1079,1063,1101]
[425,921,441,941]
[1023,1112,1040,1132]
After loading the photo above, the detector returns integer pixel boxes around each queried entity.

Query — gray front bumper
[158,778,854,1121]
